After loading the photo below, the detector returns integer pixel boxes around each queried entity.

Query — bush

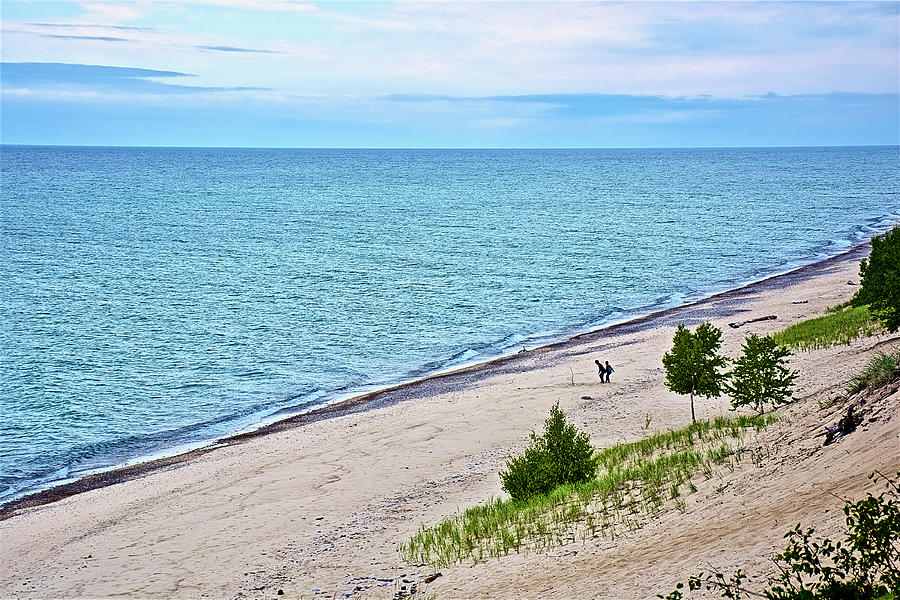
[500,402,598,501]
[853,226,900,333]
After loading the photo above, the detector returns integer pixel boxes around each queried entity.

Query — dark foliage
[852,226,900,333]
[500,402,599,501]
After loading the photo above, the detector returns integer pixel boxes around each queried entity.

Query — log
[824,406,862,445]
[728,315,777,329]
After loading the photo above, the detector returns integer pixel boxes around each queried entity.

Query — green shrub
[853,226,900,333]
[499,402,598,501]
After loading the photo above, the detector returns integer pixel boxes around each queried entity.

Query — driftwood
[824,406,862,445]
[728,315,777,329]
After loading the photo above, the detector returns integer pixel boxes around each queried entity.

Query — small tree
[726,334,798,415]
[662,322,729,423]
[500,402,598,501]
[852,225,900,332]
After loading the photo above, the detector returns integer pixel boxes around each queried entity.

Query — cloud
[41,34,127,42]
[2,62,189,83]
[4,87,896,148]
[27,22,154,32]
[376,92,900,127]
[1,62,268,95]
[73,1,144,22]
[380,93,708,115]
[196,45,279,54]
[2,1,897,101]
[179,0,317,13]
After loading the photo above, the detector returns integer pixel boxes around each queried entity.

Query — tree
[726,334,798,415]
[500,402,598,501]
[662,322,729,423]
[852,225,900,333]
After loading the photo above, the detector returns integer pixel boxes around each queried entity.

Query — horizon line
[3,143,898,151]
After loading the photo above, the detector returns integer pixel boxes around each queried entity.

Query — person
[595,359,605,381]
[605,361,614,383]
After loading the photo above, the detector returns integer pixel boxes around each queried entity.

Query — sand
[1,245,898,600]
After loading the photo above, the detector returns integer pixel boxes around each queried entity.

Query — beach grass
[771,304,879,351]
[846,348,900,395]
[399,414,777,568]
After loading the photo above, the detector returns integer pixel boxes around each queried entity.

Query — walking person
[605,361,614,383]
[595,359,605,381]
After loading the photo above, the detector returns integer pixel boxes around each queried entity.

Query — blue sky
[1,1,898,148]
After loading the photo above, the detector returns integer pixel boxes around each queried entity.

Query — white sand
[2,250,898,599]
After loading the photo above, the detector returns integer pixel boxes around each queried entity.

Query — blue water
[1,146,898,501]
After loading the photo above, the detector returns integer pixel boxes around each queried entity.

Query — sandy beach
[2,244,898,600]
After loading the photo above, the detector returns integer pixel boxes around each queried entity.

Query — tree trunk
[690,389,696,423]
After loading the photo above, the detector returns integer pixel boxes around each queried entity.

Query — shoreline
[2,238,896,600]
[0,241,872,520]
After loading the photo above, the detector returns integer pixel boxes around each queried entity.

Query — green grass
[771,305,880,351]
[825,301,851,314]
[399,414,777,568]
[846,348,900,395]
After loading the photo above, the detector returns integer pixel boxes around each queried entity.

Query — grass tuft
[771,305,879,351]
[846,348,900,395]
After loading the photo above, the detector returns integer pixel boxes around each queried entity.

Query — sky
[1,0,898,148]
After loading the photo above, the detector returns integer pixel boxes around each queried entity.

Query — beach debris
[791,299,808,304]
[392,581,418,600]
[423,573,442,584]
[728,315,777,329]
[277,590,284,595]
[581,395,593,400]
[824,405,862,445]
[848,280,857,285]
